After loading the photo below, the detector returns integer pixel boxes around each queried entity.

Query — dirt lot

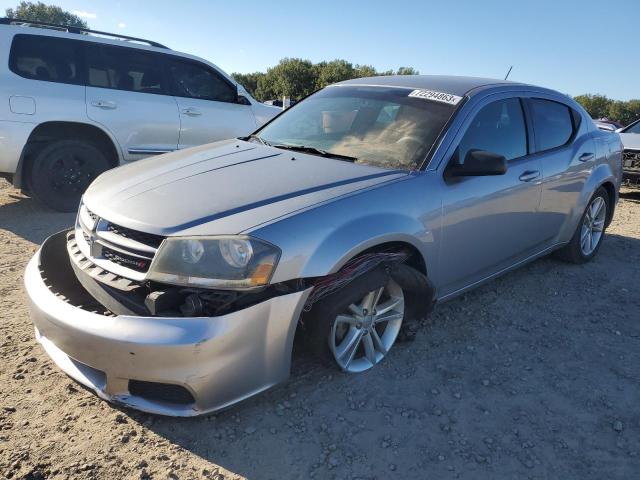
[1,179,639,480]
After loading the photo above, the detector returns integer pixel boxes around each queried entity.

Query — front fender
[303,213,431,278]
[250,175,441,284]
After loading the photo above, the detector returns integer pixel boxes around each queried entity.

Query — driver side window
[457,98,527,163]
[167,58,237,103]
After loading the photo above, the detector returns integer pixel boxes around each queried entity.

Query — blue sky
[2,0,637,100]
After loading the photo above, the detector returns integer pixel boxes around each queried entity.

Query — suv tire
[30,139,111,212]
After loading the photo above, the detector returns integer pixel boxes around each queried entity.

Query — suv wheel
[30,139,111,212]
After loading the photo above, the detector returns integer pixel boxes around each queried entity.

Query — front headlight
[148,236,280,290]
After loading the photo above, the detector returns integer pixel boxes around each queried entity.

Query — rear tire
[30,139,111,212]
[556,186,609,264]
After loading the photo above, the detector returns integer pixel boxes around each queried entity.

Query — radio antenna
[504,65,513,80]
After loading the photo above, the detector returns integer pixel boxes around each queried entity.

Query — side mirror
[615,127,624,133]
[449,150,508,177]
[237,94,251,106]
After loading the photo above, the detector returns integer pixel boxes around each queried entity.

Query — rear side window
[167,59,236,103]
[9,34,82,85]
[457,98,528,162]
[86,44,167,94]
[529,99,576,151]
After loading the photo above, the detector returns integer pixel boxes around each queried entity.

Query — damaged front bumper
[25,232,310,416]
[623,149,640,182]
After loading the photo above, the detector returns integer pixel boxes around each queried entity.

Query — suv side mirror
[449,150,508,177]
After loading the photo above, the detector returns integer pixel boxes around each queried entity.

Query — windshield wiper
[270,144,357,162]
[240,134,271,146]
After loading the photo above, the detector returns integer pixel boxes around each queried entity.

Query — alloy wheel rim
[329,279,404,373]
[580,196,606,256]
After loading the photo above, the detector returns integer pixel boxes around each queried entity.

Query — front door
[85,43,180,162]
[438,96,545,297]
[166,57,257,149]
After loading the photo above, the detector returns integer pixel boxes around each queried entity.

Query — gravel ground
[1,179,639,480]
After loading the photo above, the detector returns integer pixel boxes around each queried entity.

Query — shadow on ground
[620,188,640,203]
[0,185,75,245]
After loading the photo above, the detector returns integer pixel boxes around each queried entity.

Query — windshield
[256,85,459,170]
[623,120,640,134]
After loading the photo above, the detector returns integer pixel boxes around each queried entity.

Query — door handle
[519,170,540,182]
[90,100,117,110]
[579,152,595,162]
[181,107,202,116]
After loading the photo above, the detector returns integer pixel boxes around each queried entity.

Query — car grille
[77,206,164,277]
[67,231,142,291]
[623,149,640,170]
[106,223,164,249]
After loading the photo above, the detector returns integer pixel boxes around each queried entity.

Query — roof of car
[335,75,524,96]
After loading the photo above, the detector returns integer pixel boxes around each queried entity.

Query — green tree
[573,94,613,119]
[231,72,265,99]
[254,74,277,102]
[5,1,88,28]
[315,59,355,89]
[353,64,377,78]
[396,66,419,75]
[259,58,318,100]
[237,58,421,101]
[607,99,640,126]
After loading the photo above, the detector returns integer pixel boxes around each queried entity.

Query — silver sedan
[25,75,623,416]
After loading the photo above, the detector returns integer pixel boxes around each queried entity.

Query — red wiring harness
[303,250,409,312]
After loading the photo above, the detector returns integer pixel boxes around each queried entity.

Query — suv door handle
[519,170,540,182]
[181,107,202,116]
[91,100,117,110]
[579,152,595,162]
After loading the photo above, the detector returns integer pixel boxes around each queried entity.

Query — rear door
[166,57,257,149]
[526,97,595,241]
[85,43,180,162]
[438,95,546,296]
[6,33,87,124]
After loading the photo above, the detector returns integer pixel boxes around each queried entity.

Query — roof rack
[0,17,169,49]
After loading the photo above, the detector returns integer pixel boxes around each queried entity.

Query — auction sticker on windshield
[408,89,463,105]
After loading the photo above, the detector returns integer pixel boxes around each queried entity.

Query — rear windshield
[257,85,460,171]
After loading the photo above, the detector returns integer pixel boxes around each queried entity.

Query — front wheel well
[18,122,120,191]
[346,241,428,278]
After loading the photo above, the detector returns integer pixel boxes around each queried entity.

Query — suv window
[457,98,527,162]
[86,44,166,94]
[168,59,236,103]
[9,34,82,85]
[529,99,576,151]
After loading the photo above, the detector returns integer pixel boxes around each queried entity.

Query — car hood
[619,132,640,150]
[84,139,408,236]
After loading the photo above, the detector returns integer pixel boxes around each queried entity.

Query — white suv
[0,18,280,211]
